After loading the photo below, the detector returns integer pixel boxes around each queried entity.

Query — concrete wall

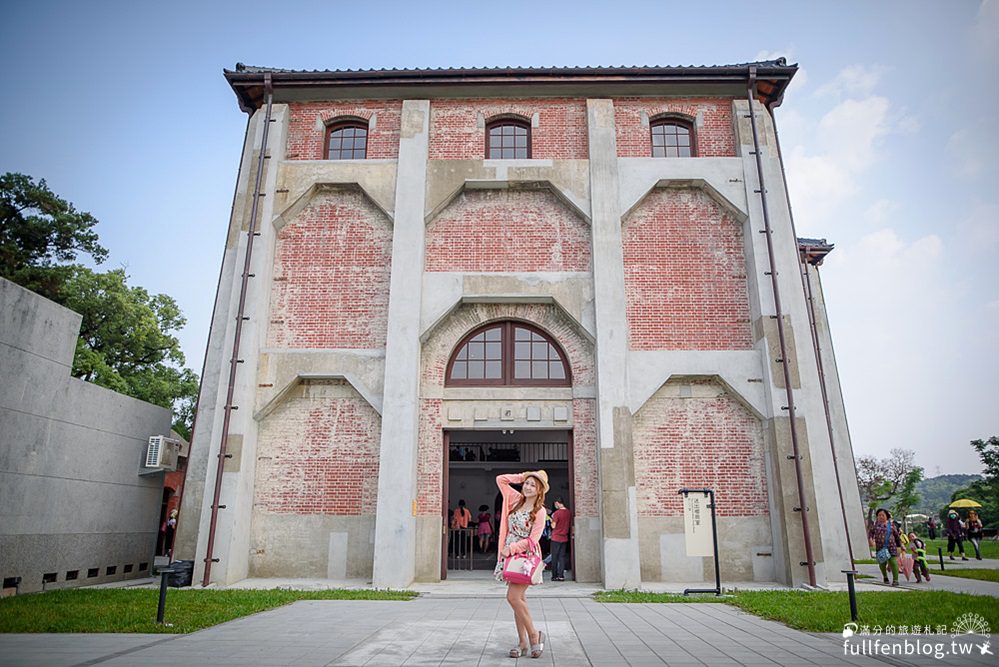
[0,278,173,594]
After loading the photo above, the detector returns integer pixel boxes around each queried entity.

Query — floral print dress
[494,509,541,583]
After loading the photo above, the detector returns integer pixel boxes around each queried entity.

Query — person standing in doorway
[494,471,548,659]
[477,504,493,552]
[550,498,572,581]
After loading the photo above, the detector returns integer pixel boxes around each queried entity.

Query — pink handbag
[502,538,543,585]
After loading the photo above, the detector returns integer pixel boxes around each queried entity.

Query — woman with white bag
[494,471,548,659]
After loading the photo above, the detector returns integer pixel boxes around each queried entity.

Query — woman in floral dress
[494,471,548,659]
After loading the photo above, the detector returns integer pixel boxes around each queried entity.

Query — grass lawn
[0,588,417,634]
[595,589,999,633]
[933,569,999,583]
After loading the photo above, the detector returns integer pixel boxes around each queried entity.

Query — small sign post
[678,488,721,596]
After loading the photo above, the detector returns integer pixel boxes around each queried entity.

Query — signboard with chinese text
[682,493,714,557]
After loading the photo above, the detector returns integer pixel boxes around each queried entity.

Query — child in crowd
[908,532,931,583]
[477,504,493,552]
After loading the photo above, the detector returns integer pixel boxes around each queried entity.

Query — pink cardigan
[496,473,547,559]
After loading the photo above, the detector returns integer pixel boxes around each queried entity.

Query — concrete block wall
[0,278,173,594]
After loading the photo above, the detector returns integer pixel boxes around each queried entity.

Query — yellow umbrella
[949,499,982,508]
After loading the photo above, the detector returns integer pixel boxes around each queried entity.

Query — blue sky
[2,1,996,476]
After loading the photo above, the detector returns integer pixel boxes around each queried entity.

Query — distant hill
[915,474,983,514]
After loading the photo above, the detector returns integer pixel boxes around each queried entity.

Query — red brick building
[177,60,867,589]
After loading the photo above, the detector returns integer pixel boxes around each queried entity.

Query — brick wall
[634,379,768,518]
[623,187,752,350]
[572,399,598,518]
[429,99,588,159]
[255,380,380,515]
[416,399,444,516]
[268,189,392,349]
[615,98,735,158]
[285,101,402,160]
[425,189,591,272]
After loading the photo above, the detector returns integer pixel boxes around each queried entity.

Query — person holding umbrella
[945,509,969,560]
[948,499,982,560]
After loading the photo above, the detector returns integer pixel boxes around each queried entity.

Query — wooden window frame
[650,116,696,158]
[445,321,571,387]
[485,117,532,159]
[324,119,369,160]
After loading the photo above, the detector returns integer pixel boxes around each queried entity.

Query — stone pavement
[3,596,997,667]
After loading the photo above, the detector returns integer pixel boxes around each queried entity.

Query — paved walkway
[2,597,996,667]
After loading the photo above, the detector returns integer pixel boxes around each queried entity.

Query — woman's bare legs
[506,584,531,649]
[506,583,538,650]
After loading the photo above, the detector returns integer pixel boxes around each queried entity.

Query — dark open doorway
[441,429,573,579]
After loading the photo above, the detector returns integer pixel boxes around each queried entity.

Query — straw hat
[523,470,550,494]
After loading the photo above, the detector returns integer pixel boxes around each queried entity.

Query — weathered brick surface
[255,380,380,515]
[571,399,598,518]
[634,379,768,518]
[623,187,752,350]
[285,101,402,160]
[416,399,445,516]
[615,98,735,158]
[425,189,591,273]
[429,99,588,159]
[268,189,392,349]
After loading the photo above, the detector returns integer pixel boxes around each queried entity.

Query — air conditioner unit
[144,435,181,471]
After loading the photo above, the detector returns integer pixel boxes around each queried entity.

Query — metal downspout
[169,113,254,562]
[767,99,856,568]
[746,67,817,586]
[201,73,274,587]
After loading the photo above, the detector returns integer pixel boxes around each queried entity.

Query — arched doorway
[415,304,598,583]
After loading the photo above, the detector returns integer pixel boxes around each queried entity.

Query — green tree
[948,437,999,530]
[856,448,920,527]
[61,266,199,437]
[0,173,108,299]
[1,173,197,436]
[891,466,924,526]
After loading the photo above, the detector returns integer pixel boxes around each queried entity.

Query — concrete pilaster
[735,98,828,585]
[181,104,287,585]
[372,100,430,589]
[586,99,642,589]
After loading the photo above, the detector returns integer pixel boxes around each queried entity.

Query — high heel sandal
[530,631,545,658]
[509,645,527,658]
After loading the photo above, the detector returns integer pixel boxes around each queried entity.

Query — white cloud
[815,96,891,169]
[946,123,991,178]
[863,199,901,225]
[971,0,999,64]
[956,202,999,251]
[814,64,886,99]
[780,65,923,234]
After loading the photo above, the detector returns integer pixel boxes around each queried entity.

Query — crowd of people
[867,506,986,587]
[450,491,574,580]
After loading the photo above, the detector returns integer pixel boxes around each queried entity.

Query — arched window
[486,118,531,159]
[326,120,368,160]
[446,321,570,386]
[650,118,695,157]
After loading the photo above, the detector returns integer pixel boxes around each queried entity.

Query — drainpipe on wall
[746,67,817,587]
[767,98,857,569]
[201,73,274,587]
